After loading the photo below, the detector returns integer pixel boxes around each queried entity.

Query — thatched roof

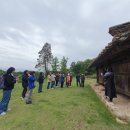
[89,22,130,68]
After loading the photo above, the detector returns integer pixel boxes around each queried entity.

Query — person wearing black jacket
[55,73,59,86]
[104,67,117,102]
[0,67,16,116]
[38,72,44,93]
[81,74,85,87]
[76,74,81,87]
[22,70,29,99]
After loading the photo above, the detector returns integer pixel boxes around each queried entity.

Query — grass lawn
[0,78,130,130]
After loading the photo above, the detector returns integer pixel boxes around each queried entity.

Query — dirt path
[91,84,130,124]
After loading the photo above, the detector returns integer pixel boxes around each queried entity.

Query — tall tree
[35,43,52,74]
[60,56,68,74]
[51,56,60,72]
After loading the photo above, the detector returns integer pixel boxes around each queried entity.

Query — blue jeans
[0,90,12,113]
[51,81,55,88]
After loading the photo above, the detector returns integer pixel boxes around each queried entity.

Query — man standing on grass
[38,72,44,93]
[60,74,65,88]
[76,74,81,87]
[25,71,36,104]
[81,74,85,87]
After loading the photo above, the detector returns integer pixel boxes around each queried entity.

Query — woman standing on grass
[38,72,44,93]
[47,73,51,89]
[21,70,29,99]
[51,73,56,89]
[0,67,16,116]
[66,73,71,87]
[25,71,36,104]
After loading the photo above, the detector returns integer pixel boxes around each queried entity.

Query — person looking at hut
[51,73,56,89]
[66,73,71,88]
[60,74,65,88]
[21,70,29,100]
[104,67,117,102]
[76,73,81,87]
[70,73,73,86]
[38,72,44,93]
[47,73,51,89]
[55,73,59,86]
[81,74,85,87]
[0,67,17,116]
[25,71,36,104]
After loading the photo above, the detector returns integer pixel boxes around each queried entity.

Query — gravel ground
[91,84,130,124]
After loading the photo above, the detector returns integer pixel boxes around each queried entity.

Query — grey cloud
[0,0,130,71]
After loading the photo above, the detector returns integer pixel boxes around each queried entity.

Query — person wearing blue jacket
[60,74,65,88]
[25,71,36,104]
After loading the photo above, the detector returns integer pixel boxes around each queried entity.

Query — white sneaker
[20,97,24,100]
[0,112,6,116]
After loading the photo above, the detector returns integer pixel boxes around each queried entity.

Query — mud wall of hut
[97,61,130,97]
[112,62,130,97]
[97,68,104,84]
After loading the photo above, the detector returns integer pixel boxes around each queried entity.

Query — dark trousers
[61,82,64,88]
[38,83,43,92]
[22,87,27,98]
[76,80,81,86]
[47,82,50,89]
[56,80,59,86]
[81,80,85,87]
[0,90,12,113]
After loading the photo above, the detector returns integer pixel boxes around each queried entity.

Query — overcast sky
[0,0,130,71]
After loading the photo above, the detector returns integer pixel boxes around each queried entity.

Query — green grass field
[0,79,130,130]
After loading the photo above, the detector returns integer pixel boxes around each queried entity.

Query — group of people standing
[47,73,73,89]
[21,70,36,104]
[0,67,86,116]
[76,74,85,87]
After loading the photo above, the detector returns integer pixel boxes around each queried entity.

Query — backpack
[0,75,4,89]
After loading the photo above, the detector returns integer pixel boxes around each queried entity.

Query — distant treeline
[70,59,96,77]
[0,59,96,79]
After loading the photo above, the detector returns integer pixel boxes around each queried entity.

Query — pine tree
[60,56,68,74]
[35,43,52,74]
[51,57,60,72]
